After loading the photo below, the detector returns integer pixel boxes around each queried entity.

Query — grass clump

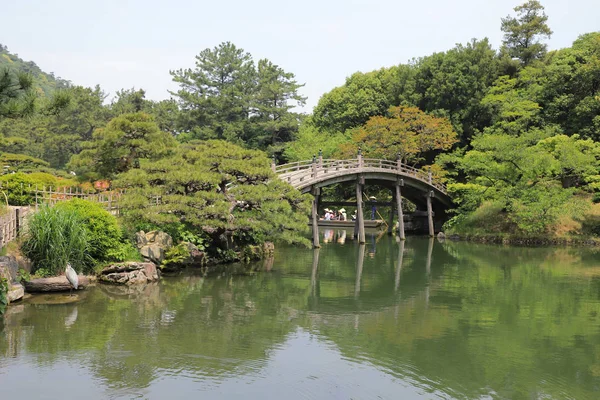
[21,199,140,276]
[21,205,92,275]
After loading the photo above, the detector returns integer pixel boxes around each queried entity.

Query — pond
[2,230,600,399]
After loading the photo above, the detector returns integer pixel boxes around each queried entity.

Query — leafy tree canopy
[501,0,553,66]
[339,106,458,165]
[68,112,176,180]
[115,140,311,250]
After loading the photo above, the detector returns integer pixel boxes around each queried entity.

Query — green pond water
[2,230,600,399]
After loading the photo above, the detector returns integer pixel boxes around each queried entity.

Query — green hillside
[0,43,70,96]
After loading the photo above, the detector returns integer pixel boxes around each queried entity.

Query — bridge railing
[275,157,447,194]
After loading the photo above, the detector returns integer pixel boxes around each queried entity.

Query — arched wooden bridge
[273,155,453,247]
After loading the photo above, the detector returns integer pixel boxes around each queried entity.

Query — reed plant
[21,205,93,275]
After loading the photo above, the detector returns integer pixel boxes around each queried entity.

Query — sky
[2,0,598,112]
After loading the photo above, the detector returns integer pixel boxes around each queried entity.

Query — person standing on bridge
[370,196,377,220]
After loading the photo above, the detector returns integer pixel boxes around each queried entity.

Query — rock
[263,242,275,257]
[24,276,92,293]
[145,230,158,242]
[99,262,159,285]
[135,231,148,249]
[140,244,165,264]
[154,231,173,248]
[437,232,446,239]
[0,255,19,283]
[182,242,206,265]
[7,284,24,303]
[137,230,173,265]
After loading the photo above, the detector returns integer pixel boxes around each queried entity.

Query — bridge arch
[275,156,454,246]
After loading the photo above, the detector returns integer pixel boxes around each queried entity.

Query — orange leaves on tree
[340,106,457,166]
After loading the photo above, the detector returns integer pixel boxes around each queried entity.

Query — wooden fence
[0,186,124,249]
[34,188,124,215]
[0,207,29,249]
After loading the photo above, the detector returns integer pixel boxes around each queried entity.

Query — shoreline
[443,233,600,247]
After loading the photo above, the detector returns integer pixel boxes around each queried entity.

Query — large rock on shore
[24,276,92,293]
[99,262,159,285]
[1,258,25,302]
[0,256,19,282]
[7,284,24,303]
[136,230,173,264]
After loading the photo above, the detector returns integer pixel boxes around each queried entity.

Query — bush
[161,243,190,269]
[54,199,128,263]
[0,172,77,205]
[21,205,92,275]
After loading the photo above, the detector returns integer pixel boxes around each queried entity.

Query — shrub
[161,243,190,269]
[0,172,77,205]
[54,199,128,263]
[21,205,92,275]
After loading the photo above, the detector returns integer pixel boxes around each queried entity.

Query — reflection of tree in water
[2,238,600,398]
[311,240,600,399]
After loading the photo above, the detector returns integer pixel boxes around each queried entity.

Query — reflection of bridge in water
[309,234,436,318]
[274,152,453,247]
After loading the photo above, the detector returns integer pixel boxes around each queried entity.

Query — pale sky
[2,0,598,111]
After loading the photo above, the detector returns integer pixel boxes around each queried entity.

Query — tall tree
[0,67,35,118]
[111,88,149,114]
[115,140,311,250]
[312,68,399,133]
[246,59,306,153]
[170,42,256,143]
[540,32,600,140]
[68,112,176,180]
[501,0,553,66]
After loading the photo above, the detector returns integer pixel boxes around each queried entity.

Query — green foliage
[116,140,311,252]
[0,172,76,206]
[0,66,36,119]
[68,112,176,180]
[32,268,52,278]
[21,205,92,275]
[54,199,130,263]
[313,68,397,133]
[339,106,458,165]
[0,43,70,96]
[501,0,553,65]
[440,129,598,235]
[283,119,351,162]
[161,243,190,269]
[312,39,502,144]
[171,42,305,150]
[16,268,30,283]
[0,276,7,315]
[0,152,49,173]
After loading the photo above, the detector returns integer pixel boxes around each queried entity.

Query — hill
[0,43,70,96]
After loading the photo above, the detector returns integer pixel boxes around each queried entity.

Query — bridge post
[356,177,366,244]
[427,190,434,237]
[357,148,363,168]
[428,170,432,184]
[318,149,323,168]
[355,243,366,298]
[388,190,395,235]
[312,187,321,248]
[271,155,276,173]
[312,155,318,178]
[396,179,405,240]
[396,153,402,171]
